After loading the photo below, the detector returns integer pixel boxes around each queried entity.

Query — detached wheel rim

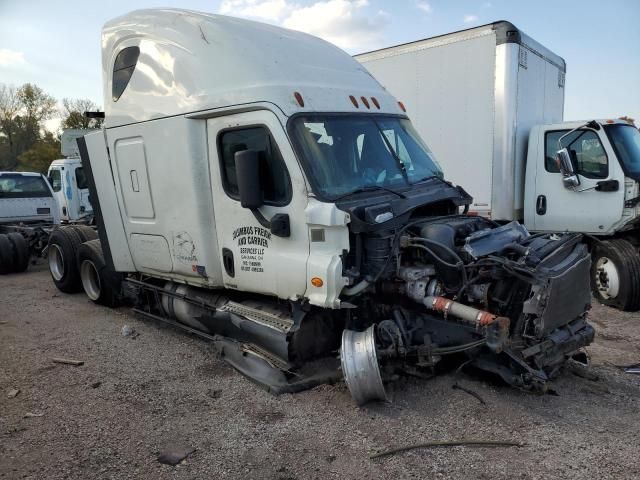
[595,256,620,299]
[80,260,101,301]
[48,244,65,281]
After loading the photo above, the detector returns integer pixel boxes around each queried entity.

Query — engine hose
[424,295,507,328]
[342,279,370,297]
[408,243,468,285]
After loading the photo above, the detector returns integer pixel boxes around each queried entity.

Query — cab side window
[49,169,62,192]
[545,130,608,179]
[112,46,140,101]
[218,126,291,205]
[75,167,88,189]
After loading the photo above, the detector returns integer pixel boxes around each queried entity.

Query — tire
[591,239,640,311]
[70,225,98,243]
[77,239,123,307]
[48,227,84,293]
[7,233,29,273]
[0,234,15,274]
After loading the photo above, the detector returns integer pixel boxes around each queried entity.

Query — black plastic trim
[76,135,116,271]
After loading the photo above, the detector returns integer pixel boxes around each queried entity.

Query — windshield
[0,174,51,198]
[290,115,443,199]
[604,124,640,179]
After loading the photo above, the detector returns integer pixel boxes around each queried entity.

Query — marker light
[398,101,406,112]
[371,97,380,109]
[294,91,304,107]
[311,277,324,287]
[349,95,359,108]
[360,96,370,109]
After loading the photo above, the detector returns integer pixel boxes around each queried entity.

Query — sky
[1,0,638,129]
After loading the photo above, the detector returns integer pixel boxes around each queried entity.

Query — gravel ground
[1,261,640,479]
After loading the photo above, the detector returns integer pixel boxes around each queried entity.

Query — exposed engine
[340,214,594,405]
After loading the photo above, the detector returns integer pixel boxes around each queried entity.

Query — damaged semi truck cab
[65,9,594,404]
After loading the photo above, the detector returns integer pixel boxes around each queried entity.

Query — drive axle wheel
[7,233,29,273]
[77,239,122,307]
[48,227,83,293]
[0,234,14,274]
[591,239,640,311]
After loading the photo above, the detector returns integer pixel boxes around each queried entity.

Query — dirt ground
[1,262,639,480]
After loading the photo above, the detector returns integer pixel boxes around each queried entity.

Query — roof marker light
[360,96,370,109]
[398,101,406,112]
[294,91,304,107]
[349,95,359,108]
[371,97,380,109]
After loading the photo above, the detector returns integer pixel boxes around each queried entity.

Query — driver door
[532,128,624,233]
[207,110,310,300]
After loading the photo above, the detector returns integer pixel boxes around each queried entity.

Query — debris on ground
[157,445,196,465]
[51,357,84,366]
[23,412,44,418]
[624,364,640,374]
[90,381,101,389]
[7,388,20,398]
[121,325,139,338]
[370,440,524,459]
[451,383,486,405]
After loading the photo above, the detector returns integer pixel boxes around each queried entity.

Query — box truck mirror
[235,149,263,209]
[556,148,580,188]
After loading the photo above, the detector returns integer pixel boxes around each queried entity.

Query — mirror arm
[249,208,290,238]
[250,208,272,229]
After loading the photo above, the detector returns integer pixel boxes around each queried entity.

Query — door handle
[536,195,547,215]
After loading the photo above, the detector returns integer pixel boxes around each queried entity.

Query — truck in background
[0,171,60,273]
[355,21,640,311]
[47,9,594,405]
[47,129,95,223]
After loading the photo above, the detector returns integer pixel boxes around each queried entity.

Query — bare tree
[61,98,103,129]
[0,84,22,163]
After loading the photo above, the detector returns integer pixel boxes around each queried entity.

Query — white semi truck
[47,129,95,223]
[355,21,640,311]
[48,9,595,404]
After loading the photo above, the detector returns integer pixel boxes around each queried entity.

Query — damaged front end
[340,209,594,405]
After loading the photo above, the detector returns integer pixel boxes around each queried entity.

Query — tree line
[0,83,103,173]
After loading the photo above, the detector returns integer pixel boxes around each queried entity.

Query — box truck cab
[47,130,95,223]
[48,10,594,404]
[356,22,640,311]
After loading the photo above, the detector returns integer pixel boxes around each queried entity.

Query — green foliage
[17,132,61,173]
[0,82,102,172]
[61,98,103,129]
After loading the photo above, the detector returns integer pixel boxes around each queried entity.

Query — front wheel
[591,239,640,311]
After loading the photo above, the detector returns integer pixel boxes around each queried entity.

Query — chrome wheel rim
[80,260,101,301]
[595,256,620,299]
[48,244,65,281]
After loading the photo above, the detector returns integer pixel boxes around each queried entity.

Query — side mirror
[234,149,263,209]
[595,179,619,192]
[555,148,580,188]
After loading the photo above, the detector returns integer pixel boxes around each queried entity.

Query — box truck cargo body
[356,21,566,220]
[356,23,640,312]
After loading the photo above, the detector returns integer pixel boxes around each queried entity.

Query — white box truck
[355,22,640,311]
[47,129,95,223]
[47,10,595,404]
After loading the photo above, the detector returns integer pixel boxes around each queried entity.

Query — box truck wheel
[591,239,640,311]
[48,227,84,293]
[7,233,29,273]
[77,239,122,307]
[0,234,15,274]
